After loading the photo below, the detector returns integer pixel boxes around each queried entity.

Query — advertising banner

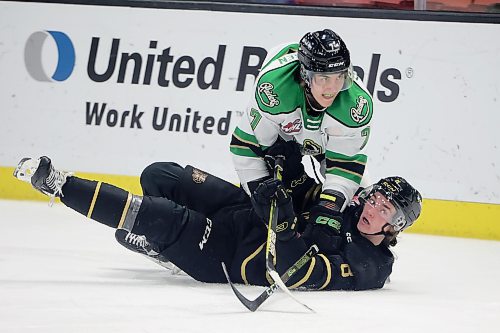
[1,1,499,207]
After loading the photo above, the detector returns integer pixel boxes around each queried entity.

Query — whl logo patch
[281,119,302,134]
[24,31,75,82]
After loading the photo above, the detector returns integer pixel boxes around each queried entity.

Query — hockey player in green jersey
[230,29,373,255]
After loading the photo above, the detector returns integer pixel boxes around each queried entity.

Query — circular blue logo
[24,30,75,82]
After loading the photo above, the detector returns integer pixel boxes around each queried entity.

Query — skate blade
[142,255,186,275]
[13,157,40,182]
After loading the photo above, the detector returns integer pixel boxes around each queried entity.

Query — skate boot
[14,156,73,204]
[115,229,161,257]
[115,229,184,275]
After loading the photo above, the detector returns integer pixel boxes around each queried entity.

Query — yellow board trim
[317,254,332,290]
[2,166,500,240]
[2,167,143,201]
[86,181,102,219]
[118,193,133,229]
[289,257,316,289]
[405,199,500,240]
[240,242,265,285]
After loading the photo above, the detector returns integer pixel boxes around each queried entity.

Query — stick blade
[221,262,259,312]
[267,270,315,313]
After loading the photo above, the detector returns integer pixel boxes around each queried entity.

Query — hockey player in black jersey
[14,156,421,291]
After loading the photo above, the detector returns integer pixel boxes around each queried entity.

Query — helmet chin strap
[359,223,393,237]
[305,90,327,113]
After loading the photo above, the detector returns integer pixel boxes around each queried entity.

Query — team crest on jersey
[257,82,280,108]
[192,168,208,184]
[301,139,322,155]
[281,119,302,134]
[350,96,370,123]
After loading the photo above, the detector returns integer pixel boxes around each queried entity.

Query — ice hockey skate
[14,156,73,204]
[115,229,185,275]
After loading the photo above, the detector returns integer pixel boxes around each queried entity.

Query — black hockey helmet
[358,176,422,232]
[298,29,353,91]
[298,29,351,72]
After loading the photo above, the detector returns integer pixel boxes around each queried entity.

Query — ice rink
[1,199,499,333]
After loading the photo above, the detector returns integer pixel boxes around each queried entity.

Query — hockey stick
[221,244,318,312]
[263,156,315,312]
[264,155,284,273]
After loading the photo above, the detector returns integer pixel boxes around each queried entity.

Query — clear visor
[358,185,407,232]
[305,64,353,92]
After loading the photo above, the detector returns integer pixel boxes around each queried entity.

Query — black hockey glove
[264,139,304,184]
[251,178,297,241]
[246,176,272,197]
[302,190,346,254]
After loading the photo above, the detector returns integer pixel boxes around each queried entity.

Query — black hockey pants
[60,163,260,283]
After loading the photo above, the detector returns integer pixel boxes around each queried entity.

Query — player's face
[310,72,346,108]
[357,192,397,235]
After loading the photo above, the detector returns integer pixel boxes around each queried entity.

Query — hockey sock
[60,176,140,229]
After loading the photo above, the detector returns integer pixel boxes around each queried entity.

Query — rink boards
[0,1,499,240]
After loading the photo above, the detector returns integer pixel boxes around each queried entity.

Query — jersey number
[250,108,262,130]
[340,264,354,277]
[360,126,370,150]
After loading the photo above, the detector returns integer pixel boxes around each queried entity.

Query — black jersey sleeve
[276,235,394,291]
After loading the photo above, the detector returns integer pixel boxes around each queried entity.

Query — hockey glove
[302,190,346,254]
[246,176,272,197]
[251,178,297,241]
[264,139,304,184]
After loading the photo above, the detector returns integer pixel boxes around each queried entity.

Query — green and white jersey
[230,43,373,205]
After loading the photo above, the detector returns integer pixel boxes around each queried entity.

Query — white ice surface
[1,199,499,333]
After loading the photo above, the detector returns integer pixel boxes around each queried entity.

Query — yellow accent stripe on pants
[86,181,102,219]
